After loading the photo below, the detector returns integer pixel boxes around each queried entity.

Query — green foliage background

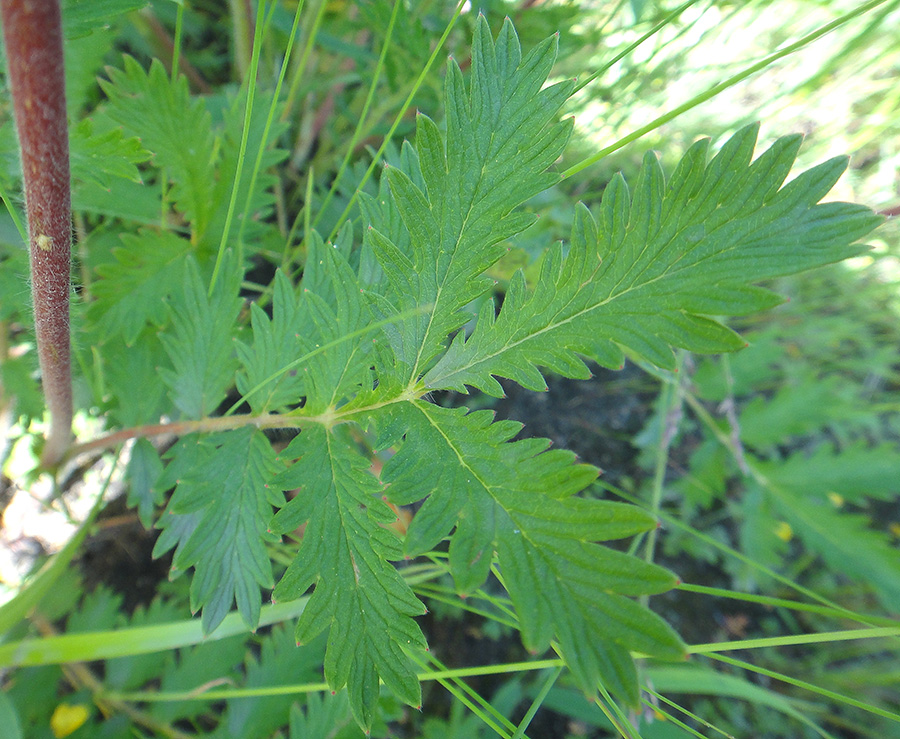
[0,1,898,738]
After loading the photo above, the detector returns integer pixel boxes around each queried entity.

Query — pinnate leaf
[89,14,885,732]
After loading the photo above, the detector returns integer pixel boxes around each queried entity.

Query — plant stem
[0,0,73,468]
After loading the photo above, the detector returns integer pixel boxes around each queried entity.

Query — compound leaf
[425,125,883,394]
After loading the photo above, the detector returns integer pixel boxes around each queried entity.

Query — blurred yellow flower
[50,703,89,738]
[774,521,793,542]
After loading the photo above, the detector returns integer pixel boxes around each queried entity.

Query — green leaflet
[362,15,574,381]
[759,444,900,504]
[61,0,146,39]
[235,269,308,415]
[88,231,193,345]
[269,426,427,729]
[219,625,317,739]
[100,329,171,427]
[424,125,882,394]
[289,692,354,739]
[98,56,287,253]
[376,401,684,704]
[235,227,374,415]
[101,57,216,242]
[296,228,375,414]
[204,89,289,252]
[68,117,149,189]
[125,437,164,529]
[159,256,242,420]
[151,635,248,725]
[153,428,284,633]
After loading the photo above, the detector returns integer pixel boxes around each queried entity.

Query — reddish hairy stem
[1,0,73,467]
